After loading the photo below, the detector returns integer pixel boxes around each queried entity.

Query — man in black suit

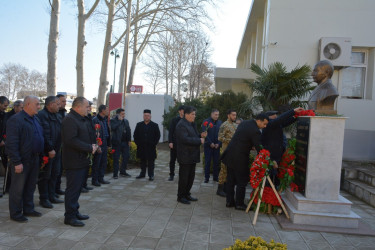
[37,96,63,209]
[6,96,44,222]
[176,106,207,204]
[168,105,184,181]
[0,96,9,198]
[62,97,98,227]
[134,109,160,181]
[221,113,269,210]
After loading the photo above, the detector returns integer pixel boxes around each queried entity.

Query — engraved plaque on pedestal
[294,117,310,195]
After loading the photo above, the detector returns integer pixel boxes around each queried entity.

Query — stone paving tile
[156,238,183,250]
[182,241,209,250]
[130,236,159,249]
[0,234,27,247]
[40,238,78,250]
[57,229,89,241]
[104,234,134,248]
[14,236,52,249]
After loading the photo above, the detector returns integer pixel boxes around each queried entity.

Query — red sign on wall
[129,85,143,93]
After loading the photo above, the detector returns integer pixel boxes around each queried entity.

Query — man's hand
[97,147,102,154]
[92,144,98,154]
[210,143,215,148]
[273,161,278,169]
[169,143,173,149]
[200,138,205,144]
[15,164,23,174]
[294,107,304,113]
[214,144,219,149]
[48,150,56,159]
[201,131,207,138]
[0,140,4,147]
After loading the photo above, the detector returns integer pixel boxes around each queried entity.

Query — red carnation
[96,138,103,146]
[111,149,115,154]
[95,124,101,130]
[290,182,299,192]
[203,121,208,127]
[209,123,213,128]
[3,134,6,139]
[287,168,294,177]
[43,156,49,165]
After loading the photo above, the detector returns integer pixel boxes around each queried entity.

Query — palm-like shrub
[241,62,313,114]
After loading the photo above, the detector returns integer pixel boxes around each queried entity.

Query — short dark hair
[72,97,87,108]
[255,113,269,121]
[13,100,23,107]
[98,104,107,113]
[184,106,196,115]
[227,109,236,115]
[116,108,125,114]
[0,96,9,104]
[56,94,65,98]
[211,108,219,113]
[178,105,185,111]
[45,96,58,106]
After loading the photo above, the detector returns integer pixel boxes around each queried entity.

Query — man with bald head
[308,60,339,112]
[61,97,98,227]
[6,96,44,222]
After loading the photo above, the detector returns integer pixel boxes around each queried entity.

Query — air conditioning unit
[319,37,352,67]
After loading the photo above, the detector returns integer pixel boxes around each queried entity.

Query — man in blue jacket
[202,109,222,183]
[6,96,44,222]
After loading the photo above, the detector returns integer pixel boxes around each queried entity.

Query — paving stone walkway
[0,148,375,249]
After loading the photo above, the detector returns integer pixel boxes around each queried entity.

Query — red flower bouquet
[250,187,281,206]
[294,109,315,118]
[110,149,115,154]
[94,124,101,130]
[41,156,49,169]
[278,138,298,192]
[249,149,271,189]
[96,137,103,146]
[202,121,213,132]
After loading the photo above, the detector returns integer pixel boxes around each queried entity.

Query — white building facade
[215,0,375,161]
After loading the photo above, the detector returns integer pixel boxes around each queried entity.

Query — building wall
[237,0,375,160]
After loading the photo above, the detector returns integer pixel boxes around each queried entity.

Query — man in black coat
[62,97,98,227]
[0,96,9,198]
[110,108,132,178]
[6,96,44,222]
[134,109,160,181]
[167,105,184,181]
[92,104,111,186]
[55,94,67,195]
[37,96,63,209]
[176,106,207,204]
[221,113,269,210]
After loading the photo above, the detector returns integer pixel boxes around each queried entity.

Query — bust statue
[308,60,339,114]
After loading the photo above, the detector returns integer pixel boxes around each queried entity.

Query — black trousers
[169,148,177,177]
[64,168,86,220]
[38,151,61,201]
[226,165,249,206]
[140,159,155,177]
[55,151,63,192]
[177,163,196,199]
[9,155,39,219]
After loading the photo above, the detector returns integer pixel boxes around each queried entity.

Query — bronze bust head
[308,60,339,114]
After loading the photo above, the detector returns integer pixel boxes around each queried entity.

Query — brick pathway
[0,148,374,249]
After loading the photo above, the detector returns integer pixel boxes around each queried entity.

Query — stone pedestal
[283,116,360,228]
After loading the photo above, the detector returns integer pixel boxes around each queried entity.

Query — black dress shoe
[226,202,235,208]
[64,218,85,227]
[76,213,89,220]
[81,187,89,193]
[177,197,191,204]
[85,186,94,190]
[99,180,110,184]
[23,210,42,217]
[92,182,101,187]
[40,199,53,209]
[186,195,198,201]
[113,176,118,179]
[55,194,60,198]
[204,179,209,183]
[120,173,131,177]
[168,176,174,181]
[235,204,247,211]
[149,177,154,181]
[11,215,28,223]
[56,189,65,195]
[136,175,145,179]
[50,197,64,204]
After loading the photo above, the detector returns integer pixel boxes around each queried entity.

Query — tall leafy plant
[242,62,313,113]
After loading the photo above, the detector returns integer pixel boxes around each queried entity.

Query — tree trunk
[97,0,116,105]
[126,0,139,92]
[76,0,85,97]
[47,0,60,96]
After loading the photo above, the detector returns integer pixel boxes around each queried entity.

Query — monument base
[282,189,360,228]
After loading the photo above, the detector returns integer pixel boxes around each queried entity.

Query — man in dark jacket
[110,108,131,178]
[6,96,44,222]
[37,96,63,208]
[62,97,98,227]
[55,94,67,195]
[134,109,160,181]
[92,104,111,186]
[176,106,207,204]
[221,113,269,210]
[0,96,9,198]
[82,101,96,192]
[167,105,184,181]
[2,100,23,195]
[202,109,222,183]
